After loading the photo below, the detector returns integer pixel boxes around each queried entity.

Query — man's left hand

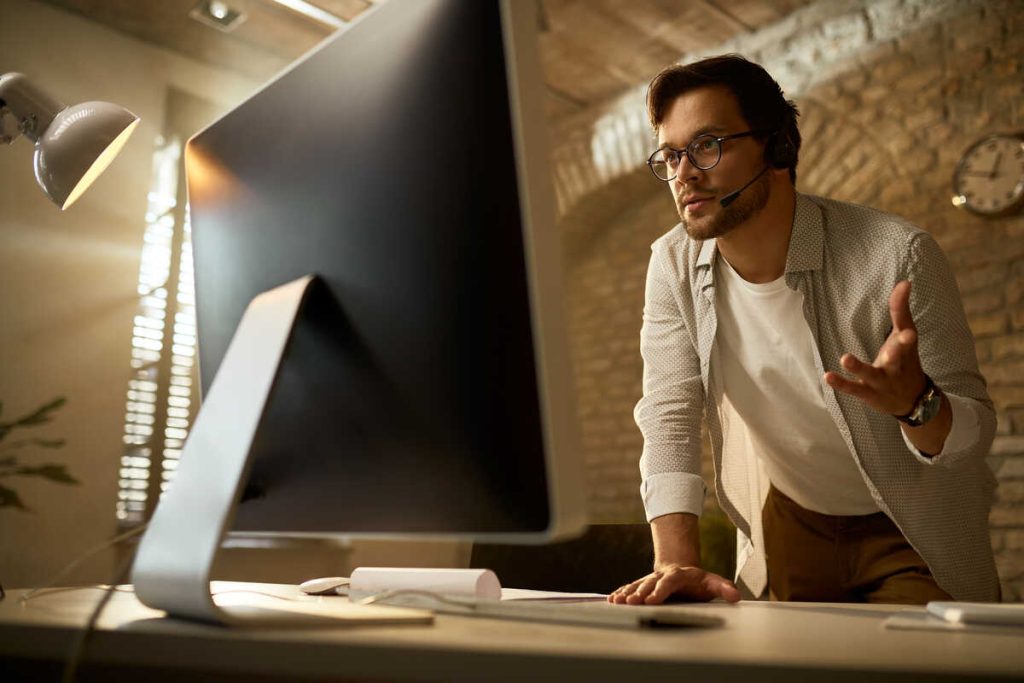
[824,280,926,416]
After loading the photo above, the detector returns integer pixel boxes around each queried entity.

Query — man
[609,55,999,605]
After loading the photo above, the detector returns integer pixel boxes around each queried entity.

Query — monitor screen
[184,0,585,541]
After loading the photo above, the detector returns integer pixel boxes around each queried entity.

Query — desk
[1,582,1020,682]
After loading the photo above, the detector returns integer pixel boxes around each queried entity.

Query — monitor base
[131,275,319,625]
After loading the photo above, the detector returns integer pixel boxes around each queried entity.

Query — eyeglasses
[647,130,767,182]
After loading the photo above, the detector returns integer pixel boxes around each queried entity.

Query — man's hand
[607,564,741,605]
[824,280,927,415]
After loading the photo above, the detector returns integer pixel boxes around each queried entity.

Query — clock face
[952,134,1024,217]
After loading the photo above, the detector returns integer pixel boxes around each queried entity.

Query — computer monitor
[131,0,586,623]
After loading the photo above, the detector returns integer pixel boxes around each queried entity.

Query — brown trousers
[762,485,953,604]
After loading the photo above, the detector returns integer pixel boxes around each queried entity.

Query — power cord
[60,549,136,683]
[19,524,147,606]
[14,523,147,683]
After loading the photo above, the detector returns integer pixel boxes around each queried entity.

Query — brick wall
[558,0,1024,599]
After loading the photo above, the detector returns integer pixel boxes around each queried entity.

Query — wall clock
[951,132,1024,217]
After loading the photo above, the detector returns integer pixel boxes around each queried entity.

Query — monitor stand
[130,275,430,627]
[132,274,312,623]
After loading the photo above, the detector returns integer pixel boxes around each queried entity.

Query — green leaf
[2,397,67,430]
[13,464,79,485]
[0,483,30,510]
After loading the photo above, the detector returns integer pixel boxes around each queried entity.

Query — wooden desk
[1,583,1020,682]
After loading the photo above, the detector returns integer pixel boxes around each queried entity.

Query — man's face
[656,86,771,241]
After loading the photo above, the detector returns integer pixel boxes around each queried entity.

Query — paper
[500,588,607,601]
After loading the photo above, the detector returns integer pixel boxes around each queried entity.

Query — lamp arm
[0,73,65,143]
[0,103,15,145]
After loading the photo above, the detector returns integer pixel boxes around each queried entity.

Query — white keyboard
[367,593,725,630]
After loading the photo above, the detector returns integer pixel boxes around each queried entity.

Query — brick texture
[557,0,1024,600]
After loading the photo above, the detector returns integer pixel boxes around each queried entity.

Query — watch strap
[894,374,937,426]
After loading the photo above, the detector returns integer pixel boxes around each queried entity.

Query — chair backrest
[469,523,653,594]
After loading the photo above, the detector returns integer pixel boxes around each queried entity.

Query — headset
[720,129,797,208]
[764,128,797,169]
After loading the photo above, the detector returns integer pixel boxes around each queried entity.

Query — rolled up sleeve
[634,245,707,520]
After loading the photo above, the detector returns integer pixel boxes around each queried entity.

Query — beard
[677,169,771,241]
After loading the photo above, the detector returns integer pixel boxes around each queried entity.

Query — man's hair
[647,54,801,182]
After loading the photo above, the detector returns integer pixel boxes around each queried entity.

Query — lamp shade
[0,72,139,210]
[34,102,140,210]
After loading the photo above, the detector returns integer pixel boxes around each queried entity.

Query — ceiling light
[0,72,139,210]
[189,0,247,32]
[268,0,346,29]
[209,1,230,20]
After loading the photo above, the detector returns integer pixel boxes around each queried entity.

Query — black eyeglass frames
[647,130,769,182]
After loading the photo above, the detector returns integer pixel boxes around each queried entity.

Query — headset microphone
[719,165,771,208]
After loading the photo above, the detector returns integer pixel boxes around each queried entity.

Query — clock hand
[989,152,1003,179]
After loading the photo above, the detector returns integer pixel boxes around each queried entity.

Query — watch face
[952,134,1024,217]
[919,389,942,426]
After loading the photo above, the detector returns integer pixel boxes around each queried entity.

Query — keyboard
[365,593,725,630]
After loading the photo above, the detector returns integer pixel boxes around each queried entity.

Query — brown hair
[647,54,801,182]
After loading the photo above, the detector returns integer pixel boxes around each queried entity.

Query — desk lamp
[0,72,139,210]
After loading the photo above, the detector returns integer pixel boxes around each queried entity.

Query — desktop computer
[131,0,588,624]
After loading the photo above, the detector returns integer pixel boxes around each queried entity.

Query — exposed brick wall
[560,0,1024,599]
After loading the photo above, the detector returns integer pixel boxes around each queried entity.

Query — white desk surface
[1,582,1021,682]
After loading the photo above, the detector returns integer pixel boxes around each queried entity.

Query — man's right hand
[607,564,742,605]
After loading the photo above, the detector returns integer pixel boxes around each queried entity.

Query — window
[116,86,225,525]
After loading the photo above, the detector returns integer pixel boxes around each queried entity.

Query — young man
[609,55,999,605]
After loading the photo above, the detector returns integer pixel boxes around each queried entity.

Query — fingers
[896,327,917,349]
[644,573,685,604]
[702,573,742,603]
[626,574,661,604]
[840,352,884,380]
[608,576,650,604]
[609,574,664,604]
[829,282,926,416]
[829,353,884,400]
[889,280,915,332]
[609,567,742,605]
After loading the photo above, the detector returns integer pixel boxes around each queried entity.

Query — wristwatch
[894,374,943,427]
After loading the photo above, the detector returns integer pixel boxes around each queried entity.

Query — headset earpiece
[766,130,796,169]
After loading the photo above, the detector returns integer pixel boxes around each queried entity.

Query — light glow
[268,0,346,28]
[62,118,140,210]
[117,135,198,524]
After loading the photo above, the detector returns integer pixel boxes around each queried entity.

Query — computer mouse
[298,576,349,595]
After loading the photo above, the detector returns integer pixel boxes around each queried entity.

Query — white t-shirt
[712,255,879,515]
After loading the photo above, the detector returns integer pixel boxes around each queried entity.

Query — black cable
[60,547,138,683]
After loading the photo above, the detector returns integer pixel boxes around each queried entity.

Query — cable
[60,547,137,683]
[11,523,147,683]
[17,585,134,602]
[19,524,147,606]
[209,588,311,602]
